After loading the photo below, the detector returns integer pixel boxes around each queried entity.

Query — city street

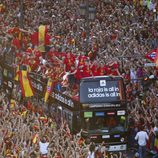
[1,0,158,157]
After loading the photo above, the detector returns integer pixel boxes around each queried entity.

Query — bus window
[81,111,126,133]
[84,118,91,130]
[106,116,117,128]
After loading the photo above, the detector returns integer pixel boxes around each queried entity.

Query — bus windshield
[81,111,126,133]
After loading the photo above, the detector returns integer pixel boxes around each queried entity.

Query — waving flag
[32,134,38,144]
[38,25,46,52]
[10,99,16,109]
[14,65,20,81]
[44,78,53,103]
[18,66,34,97]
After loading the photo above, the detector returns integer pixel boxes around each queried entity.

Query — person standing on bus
[135,126,149,158]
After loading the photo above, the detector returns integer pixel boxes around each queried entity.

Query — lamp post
[80,2,96,54]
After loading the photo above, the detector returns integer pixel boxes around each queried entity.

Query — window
[81,111,126,133]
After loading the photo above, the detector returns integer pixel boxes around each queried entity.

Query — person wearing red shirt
[77,53,88,67]
[108,62,120,76]
[98,63,106,76]
[91,60,100,76]
[12,36,21,50]
[110,67,120,76]
[26,47,33,55]
[30,31,38,47]
[22,35,29,50]
[75,66,83,83]
[47,48,60,65]
[45,33,51,46]
[63,52,75,72]
[21,55,30,66]
[82,60,92,78]
[74,54,87,82]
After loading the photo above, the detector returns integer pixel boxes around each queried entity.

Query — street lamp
[79,2,96,54]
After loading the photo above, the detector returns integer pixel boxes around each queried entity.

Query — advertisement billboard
[80,76,125,104]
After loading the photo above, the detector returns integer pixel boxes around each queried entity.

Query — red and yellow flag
[38,25,46,52]
[19,69,34,97]
[44,78,53,103]
[20,110,28,117]
[32,134,38,144]
[14,65,20,81]
[39,116,48,124]
[10,99,16,109]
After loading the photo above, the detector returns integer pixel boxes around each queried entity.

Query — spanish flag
[20,110,28,117]
[19,69,34,98]
[155,48,158,68]
[39,116,48,123]
[44,78,53,103]
[38,25,46,52]
[10,99,16,109]
[14,65,20,81]
[32,134,38,144]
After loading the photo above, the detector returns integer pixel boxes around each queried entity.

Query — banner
[38,25,46,52]
[145,49,156,62]
[32,134,38,144]
[44,78,53,103]
[10,99,16,109]
[19,69,34,97]
[14,65,20,81]
[80,76,125,104]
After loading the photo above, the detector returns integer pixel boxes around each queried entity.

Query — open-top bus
[0,55,127,157]
[79,76,127,157]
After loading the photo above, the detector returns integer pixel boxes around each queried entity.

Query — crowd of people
[1,0,158,157]
[0,90,93,158]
